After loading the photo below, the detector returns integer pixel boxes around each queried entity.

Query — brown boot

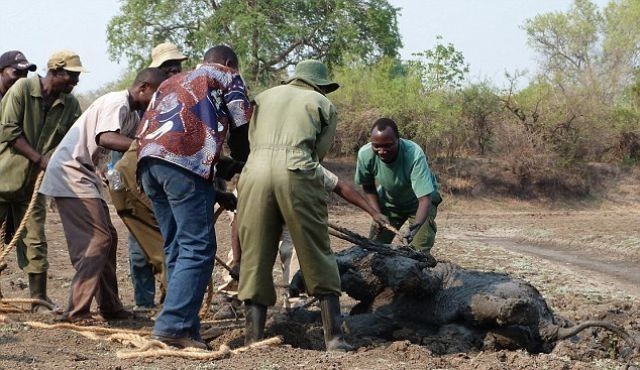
[28,273,60,313]
[319,295,353,352]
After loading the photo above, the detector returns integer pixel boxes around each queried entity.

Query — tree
[106,0,402,85]
[410,35,469,91]
[461,82,501,155]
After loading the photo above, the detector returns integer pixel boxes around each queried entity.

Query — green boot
[319,295,353,352]
[28,273,59,313]
[244,301,267,345]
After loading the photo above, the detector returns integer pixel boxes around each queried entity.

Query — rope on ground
[116,336,282,360]
[24,320,153,336]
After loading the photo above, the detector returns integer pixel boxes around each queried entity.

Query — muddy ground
[1,162,639,369]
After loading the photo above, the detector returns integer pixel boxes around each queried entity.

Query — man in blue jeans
[137,45,252,349]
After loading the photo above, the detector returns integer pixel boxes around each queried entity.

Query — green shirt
[0,75,82,201]
[248,79,337,171]
[355,138,438,213]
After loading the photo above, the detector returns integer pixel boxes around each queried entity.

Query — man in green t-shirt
[355,118,442,255]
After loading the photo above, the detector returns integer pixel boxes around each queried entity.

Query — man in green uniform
[237,60,351,351]
[0,50,85,311]
[355,118,442,255]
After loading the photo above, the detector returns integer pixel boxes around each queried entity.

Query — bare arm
[10,135,48,170]
[97,132,133,152]
[334,181,379,218]
[361,182,382,214]
[413,195,432,227]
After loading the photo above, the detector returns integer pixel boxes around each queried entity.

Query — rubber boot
[28,273,58,313]
[244,301,267,346]
[319,295,353,352]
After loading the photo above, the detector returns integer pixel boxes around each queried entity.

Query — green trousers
[0,192,49,273]
[110,145,166,297]
[237,152,341,306]
[369,192,441,254]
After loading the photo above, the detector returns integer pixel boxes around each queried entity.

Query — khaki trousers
[111,144,167,298]
[237,152,341,307]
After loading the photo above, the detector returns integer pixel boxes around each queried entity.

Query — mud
[1,180,640,368]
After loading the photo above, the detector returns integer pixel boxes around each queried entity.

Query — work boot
[244,301,267,345]
[319,295,353,352]
[28,273,60,313]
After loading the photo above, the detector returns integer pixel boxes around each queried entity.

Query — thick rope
[0,171,45,269]
[116,336,282,360]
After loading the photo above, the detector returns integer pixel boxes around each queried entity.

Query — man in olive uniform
[236,60,351,351]
[0,50,85,311]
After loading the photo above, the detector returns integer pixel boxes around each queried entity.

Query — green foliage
[106,0,402,85]
[411,35,469,91]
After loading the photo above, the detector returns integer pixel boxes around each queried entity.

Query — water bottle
[106,163,123,191]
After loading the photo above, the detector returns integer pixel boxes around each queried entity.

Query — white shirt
[40,91,139,199]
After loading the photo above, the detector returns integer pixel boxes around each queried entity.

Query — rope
[0,171,45,269]
[116,336,282,360]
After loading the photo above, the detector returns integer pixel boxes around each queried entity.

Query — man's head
[0,50,36,93]
[284,60,339,95]
[370,118,400,163]
[203,45,239,71]
[46,50,87,94]
[149,42,187,77]
[129,68,168,111]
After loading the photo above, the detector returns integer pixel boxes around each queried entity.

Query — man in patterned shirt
[136,45,252,350]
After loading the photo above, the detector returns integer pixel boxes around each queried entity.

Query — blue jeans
[139,158,216,339]
[128,234,156,307]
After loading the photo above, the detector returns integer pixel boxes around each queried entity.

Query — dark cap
[0,50,37,71]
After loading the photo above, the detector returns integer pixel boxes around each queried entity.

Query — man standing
[39,68,167,323]
[0,51,37,246]
[113,41,188,310]
[236,60,351,351]
[0,50,84,312]
[137,45,252,349]
[149,42,187,77]
[0,50,36,101]
[355,118,442,255]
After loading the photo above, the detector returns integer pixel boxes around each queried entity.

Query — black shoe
[150,334,210,350]
[244,301,267,345]
[319,295,354,352]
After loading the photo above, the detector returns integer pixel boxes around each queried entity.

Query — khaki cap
[149,42,187,68]
[47,50,87,72]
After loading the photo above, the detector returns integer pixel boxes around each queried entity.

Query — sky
[0,0,611,93]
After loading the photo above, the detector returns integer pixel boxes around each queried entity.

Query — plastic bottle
[106,163,123,191]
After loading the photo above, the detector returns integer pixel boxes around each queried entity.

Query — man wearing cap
[115,41,188,309]
[149,42,187,77]
[0,51,37,247]
[0,50,37,102]
[0,50,84,311]
[39,68,167,323]
[137,45,252,349]
[236,59,351,351]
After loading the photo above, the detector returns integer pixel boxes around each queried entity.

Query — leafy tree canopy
[107,0,402,84]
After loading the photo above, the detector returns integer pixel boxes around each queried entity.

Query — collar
[30,75,66,107]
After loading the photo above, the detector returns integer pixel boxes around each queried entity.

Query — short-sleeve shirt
[319,165,338,193]
[355,138,438,213]
[40,90,138,200]
[0,75,82,201]
[137,63,252,180]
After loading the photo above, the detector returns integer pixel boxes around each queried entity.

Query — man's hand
[36,154,50,171]
[216,191,238,211]
[402,222,422,245]
[372,213,390,228]
[229,261,240,281]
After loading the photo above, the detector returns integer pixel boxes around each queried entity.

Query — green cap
[283,60,339,94]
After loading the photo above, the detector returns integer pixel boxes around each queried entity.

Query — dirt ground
[1,162,639,369]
